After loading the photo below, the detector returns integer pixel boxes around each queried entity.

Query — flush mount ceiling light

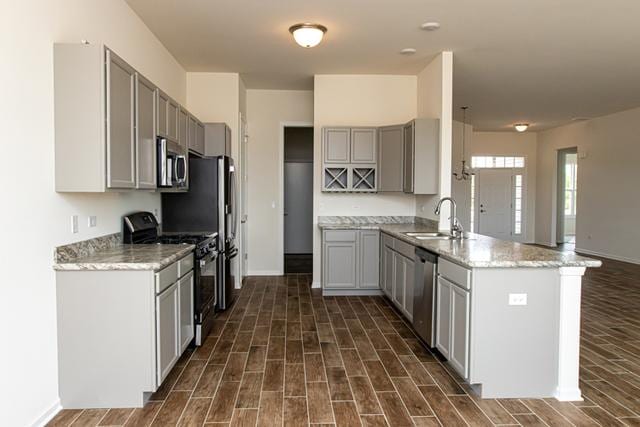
[289,23,327,48]
[514,123,529,132]
[420,21,441,31]
[400,48,417,55]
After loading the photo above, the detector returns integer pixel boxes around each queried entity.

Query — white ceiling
[127,0,640,130]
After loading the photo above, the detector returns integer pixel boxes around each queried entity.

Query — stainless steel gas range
[123,211,218,346]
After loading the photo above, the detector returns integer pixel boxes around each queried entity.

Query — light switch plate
[88,216,97,227]
[71,215,79,234]
[509,293,527,306]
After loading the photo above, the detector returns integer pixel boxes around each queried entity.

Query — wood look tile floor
[49,257,640,426]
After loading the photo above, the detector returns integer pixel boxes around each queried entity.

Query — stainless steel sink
[403,232,473,240]
[404,232,453,239]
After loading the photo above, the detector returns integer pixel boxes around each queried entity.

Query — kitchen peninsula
[319,216,601,401]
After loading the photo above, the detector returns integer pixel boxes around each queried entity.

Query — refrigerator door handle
[229,166,238,241]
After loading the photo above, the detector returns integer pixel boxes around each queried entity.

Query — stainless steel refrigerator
[162,155,238,310]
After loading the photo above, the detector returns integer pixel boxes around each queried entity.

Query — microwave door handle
[176,155,187,185]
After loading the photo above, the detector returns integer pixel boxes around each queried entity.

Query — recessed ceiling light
[400,48,416,55]
[514,123,529,132]
[420,22,441,31]
[289,23,327,48]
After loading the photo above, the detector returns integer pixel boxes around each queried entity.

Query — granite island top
[53,243,195,272]
[318,219,602,269]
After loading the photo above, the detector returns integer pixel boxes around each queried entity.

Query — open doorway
[283,126,313,273]
[556,148,578,249]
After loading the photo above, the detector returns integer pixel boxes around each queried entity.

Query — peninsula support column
[555,266,586,401]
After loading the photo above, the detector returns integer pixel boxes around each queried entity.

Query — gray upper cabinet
[322,127,377,193]
[157,90,169,138]
[54,43,205,192]
[323,128,351,163]
[378,126,404,192]
[195,121,205,155]
[188,115,196,152]
[205,122,232,157]
[167,99,179,141]
[135,74,157,189]
[402,122,415,193]
[404,118,440,195]
[156,90,179,142]
[177,107,188,150]
[106,49,136,189]
[350,128,377,163]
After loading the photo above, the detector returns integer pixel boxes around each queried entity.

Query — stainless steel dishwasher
[413,248,438,347]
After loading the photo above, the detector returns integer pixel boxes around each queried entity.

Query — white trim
[554,266,585,402]
[247,270,283,276]
[312,281,321,289]
[574,247,640,265]
[278,121,314,277]
[31,400,61,427]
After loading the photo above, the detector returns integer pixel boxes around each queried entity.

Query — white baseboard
[574,247,640,265]
[312,281,321,289]
[247,270,282,276]
[31,400,61,427]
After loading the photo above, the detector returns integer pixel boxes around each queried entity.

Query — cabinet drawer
[394,238,415,260]
[382,233,395,249]
[178,254,194,277]
[324,230,357,242]
[156,261,179,294]
[439,258,471,290]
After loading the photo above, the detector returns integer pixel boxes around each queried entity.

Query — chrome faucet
[435,197,464,239]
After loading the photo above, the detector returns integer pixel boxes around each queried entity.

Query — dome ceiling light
[289,23,327,48]
[514,123,529,132]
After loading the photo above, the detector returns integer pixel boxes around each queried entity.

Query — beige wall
[246,90,314,274]
[462,131,538,242]
[536,107,640,263]
[0,1,186,425]
[313,75,419,285]
[415,53,454,228]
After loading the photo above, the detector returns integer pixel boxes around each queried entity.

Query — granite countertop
[318,220,602,269]
[53,244,195,272]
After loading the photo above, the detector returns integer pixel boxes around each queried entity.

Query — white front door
[477,169,513,239]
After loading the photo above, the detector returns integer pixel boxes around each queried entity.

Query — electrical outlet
[153,208,159,218]
[71,215,79,234]
[509,293,527,306]
[88,216,97,228]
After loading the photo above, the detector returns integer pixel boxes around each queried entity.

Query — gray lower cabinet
[135,74,157,189]
[56,252,194,408]
[380,232,416,320]
[322,229,380,293]
[106,49,136,189]
[436,260,471,380]
[156,281,179,383]
[435,276,452,359]
[378,125,404,192]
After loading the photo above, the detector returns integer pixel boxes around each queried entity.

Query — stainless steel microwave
[157,137,187,189]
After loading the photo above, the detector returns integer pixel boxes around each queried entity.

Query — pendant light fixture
[289,23,327,48]
[453,106,473,181]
